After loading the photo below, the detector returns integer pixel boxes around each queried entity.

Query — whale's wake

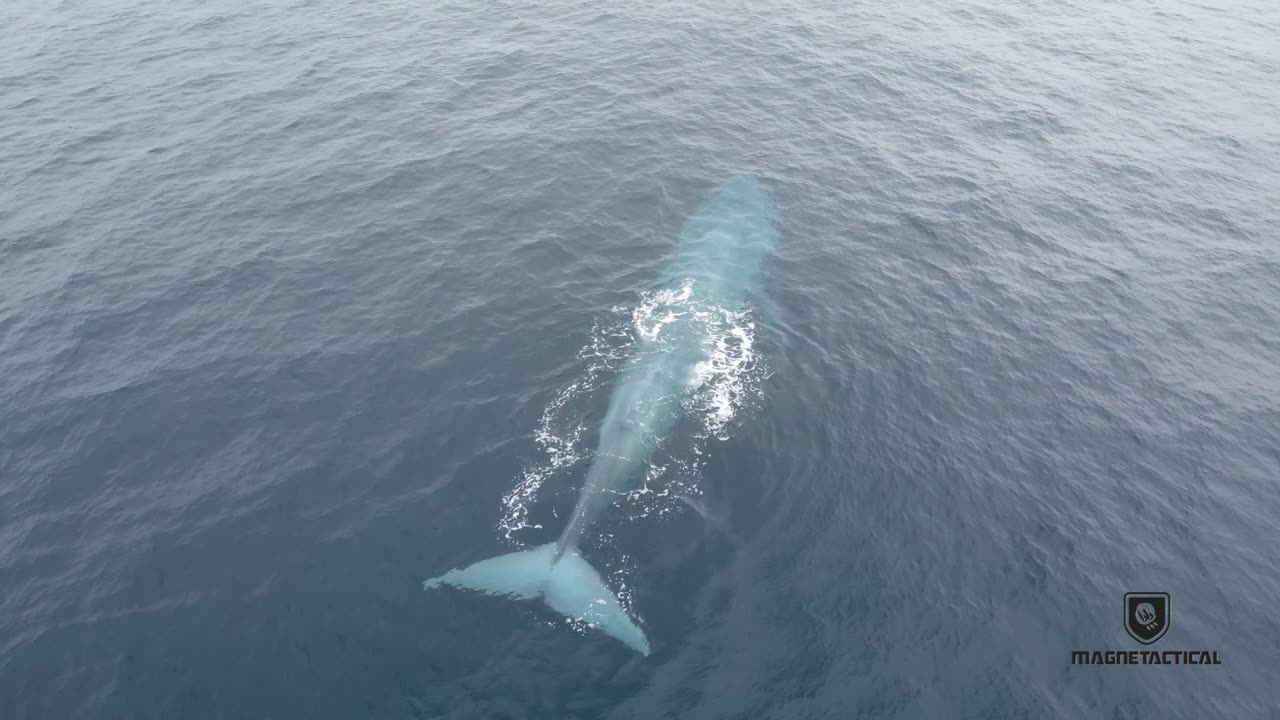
[499,280,766,542]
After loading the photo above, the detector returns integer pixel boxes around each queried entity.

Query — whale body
[424,176,778,655]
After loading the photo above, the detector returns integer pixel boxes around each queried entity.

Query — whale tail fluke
[424,544,651,656]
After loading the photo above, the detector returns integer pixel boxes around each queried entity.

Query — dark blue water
[3,0,1278,717]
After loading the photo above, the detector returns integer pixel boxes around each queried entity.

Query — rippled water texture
[2,0,1278,717]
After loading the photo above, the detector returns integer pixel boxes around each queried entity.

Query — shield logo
[1124,592,1170,644]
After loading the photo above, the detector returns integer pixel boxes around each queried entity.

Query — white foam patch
[498,279,766,542]
[631,280,693,342]
[687,307,759,440]
[497,319,628,541]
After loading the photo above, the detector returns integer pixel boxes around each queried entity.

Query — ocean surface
[2,0,1278,717]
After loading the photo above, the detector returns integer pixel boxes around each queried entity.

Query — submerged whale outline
[424,176,779,655]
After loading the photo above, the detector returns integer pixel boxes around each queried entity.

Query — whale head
[661,175,779,307]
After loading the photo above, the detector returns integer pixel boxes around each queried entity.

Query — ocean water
[2,0,1278,717]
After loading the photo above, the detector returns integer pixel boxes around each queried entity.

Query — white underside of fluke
[424,543,650,656]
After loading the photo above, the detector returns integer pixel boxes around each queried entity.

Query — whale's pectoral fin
[424,545,651,656]
[758,294,784,327]
[755,294,795,353]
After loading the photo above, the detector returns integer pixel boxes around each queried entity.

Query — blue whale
[424,176,779,655]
